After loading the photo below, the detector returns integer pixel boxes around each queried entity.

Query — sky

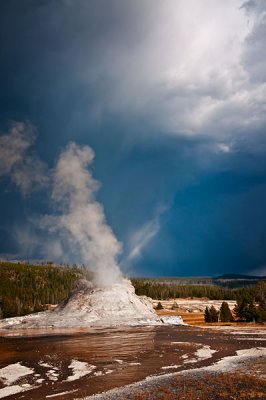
[0,0,266,278]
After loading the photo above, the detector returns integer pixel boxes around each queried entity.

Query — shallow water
[0,325,265,399]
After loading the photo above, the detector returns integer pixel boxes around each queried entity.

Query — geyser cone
[50,278,160,327]
[0,279,160,329]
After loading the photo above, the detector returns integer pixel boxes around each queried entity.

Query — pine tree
[204,306,211,322]
[156,301,164,310]
[255,281,266,310]
[209,305,219,322]
[234,298,249,320]
[234,298,258,322]
[220,301,233,322]
[245,302,258,322]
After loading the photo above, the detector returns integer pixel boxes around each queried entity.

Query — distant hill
[214,273,266,280]
[212,273,265,289]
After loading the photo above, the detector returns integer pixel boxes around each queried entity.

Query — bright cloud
[70,0,265,139]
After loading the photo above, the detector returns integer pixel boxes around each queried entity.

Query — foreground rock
[0,279,162,329]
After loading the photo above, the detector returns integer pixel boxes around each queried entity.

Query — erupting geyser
[0,143,161,330]
[50,142,123,288]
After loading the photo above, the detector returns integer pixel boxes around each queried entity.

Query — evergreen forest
[0,261,85,318]
[132,279,257,301]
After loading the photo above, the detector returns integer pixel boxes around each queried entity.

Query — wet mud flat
[0,325,266,400]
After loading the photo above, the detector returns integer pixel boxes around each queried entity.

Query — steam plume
[50,142,122,287]
[1,123,123,287]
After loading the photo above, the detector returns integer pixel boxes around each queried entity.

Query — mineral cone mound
[0,279,161,329]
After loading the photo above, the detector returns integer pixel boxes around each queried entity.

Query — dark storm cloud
[0,1,266,276]
[1,0,264,142]
[242,0,266,14]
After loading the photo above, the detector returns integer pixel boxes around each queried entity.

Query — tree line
[132,279,257,301]
[133,279,266,323]
[0,261,85,318]
[204,282,266,323]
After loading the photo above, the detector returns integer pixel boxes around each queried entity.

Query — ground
[0,323,266,400]
[0,297,265,399]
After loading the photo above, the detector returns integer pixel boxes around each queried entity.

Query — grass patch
[132,371,266,400]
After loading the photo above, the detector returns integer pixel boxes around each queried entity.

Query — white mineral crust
[0,279,161,328]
